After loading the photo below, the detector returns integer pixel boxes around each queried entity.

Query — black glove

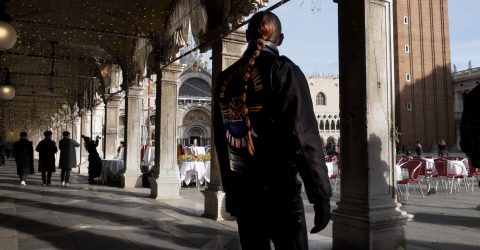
[310,198,331,233]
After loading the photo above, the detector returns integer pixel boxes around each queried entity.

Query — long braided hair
[243,11,282,155]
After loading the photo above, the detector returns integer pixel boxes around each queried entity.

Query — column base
[120,170,142,188]
[332,202,410,250]
[201,188,233,220]
[149,177,180,199]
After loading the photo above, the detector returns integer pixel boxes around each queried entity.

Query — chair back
[406,160,422,180]
[415,159,428,176]
[434,159,448,176]
[326,155,337,162]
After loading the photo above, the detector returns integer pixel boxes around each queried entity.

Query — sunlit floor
[1,158,479,250]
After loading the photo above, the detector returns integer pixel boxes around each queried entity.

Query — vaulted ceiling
[0,0,268,142]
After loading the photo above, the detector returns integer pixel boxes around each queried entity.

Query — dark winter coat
[36,139,58,172]
[14,138,34,176]
[85,138,102,178]
[59,137,80,169]
[214,42,332,215]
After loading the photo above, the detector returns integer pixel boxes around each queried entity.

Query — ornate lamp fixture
[0,1,16,50]
[0,67,15,100]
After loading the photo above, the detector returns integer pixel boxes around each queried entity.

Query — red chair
[416,159,437,191]
[397,160,425,198]
[434,159,466,194]
[465,159,480,192]
[325,155,337,162]
[330,160,341,193]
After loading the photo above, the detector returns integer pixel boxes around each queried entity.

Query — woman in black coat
[83,135,102,184]
[36,131,58,185]
[14,132,34,185]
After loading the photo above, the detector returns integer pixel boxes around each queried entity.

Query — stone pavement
[1,158,479,250]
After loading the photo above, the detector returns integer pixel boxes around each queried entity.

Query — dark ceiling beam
[15,19,152,39]
[0,50,122,64]
[11,71,96,79]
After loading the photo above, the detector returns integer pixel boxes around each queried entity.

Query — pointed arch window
[316,92,326,106]
[325,120,330,130]
[331,120,336,131]
[336,120,341,130]
[319,120,325,131]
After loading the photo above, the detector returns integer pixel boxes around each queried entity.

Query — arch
[319,120,325,131]
[331,120,336,131]
[316,92,326,105]
[178,70,212,93]
[182,108,211,125]
[179,77,211,97]
[325,120,330,130]
[336,120,341,130]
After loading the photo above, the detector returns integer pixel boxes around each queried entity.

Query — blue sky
[203,0,479,74]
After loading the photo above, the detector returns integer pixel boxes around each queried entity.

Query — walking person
[415,141,423,156]
[82,135,102,184]
[59,131,80,187]
[214,11,332,249]
[35,131,58,186]
[13,132,34,185]
[0,136,6,166]
[437,139,448,157]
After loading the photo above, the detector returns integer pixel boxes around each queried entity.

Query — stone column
[73,116,81,167]
[66,116,73,134]
[92,102,105,158]
[80,110,91,165]
[332,1,409,249]
[105,96,123,159]
[121,86,145,188]
[202,30,246,220]
[150,63,183,198]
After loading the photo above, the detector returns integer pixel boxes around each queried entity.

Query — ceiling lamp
[0,1,16,50]
[0,67,15,100]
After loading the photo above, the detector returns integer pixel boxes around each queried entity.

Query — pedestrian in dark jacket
[36,130,58,186]
[14,132,34,185]
[59,131,80,187]
[82,135,102,184]
[214,11,332,250]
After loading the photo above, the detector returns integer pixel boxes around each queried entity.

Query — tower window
[403,16,409,24]
[406,73,411,81]
[405,44,410,53]
[316,92,326,106]
[407,102,412,111]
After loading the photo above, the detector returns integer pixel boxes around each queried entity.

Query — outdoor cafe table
[178,161,211,185]
[101,159,124,183]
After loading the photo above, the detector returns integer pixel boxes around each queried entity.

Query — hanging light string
[162,0,291,69]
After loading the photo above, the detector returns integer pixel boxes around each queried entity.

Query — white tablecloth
[101,159,124,182]
[179,161,211,185]
[188,146,205,156]
[142,146,155,166]
[325,162,335,177]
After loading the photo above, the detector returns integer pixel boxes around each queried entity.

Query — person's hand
[310,198,331,234]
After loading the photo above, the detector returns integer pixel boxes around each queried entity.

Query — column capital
[127,86,145,98]
[106,95,124,108]
[161,63,185,84]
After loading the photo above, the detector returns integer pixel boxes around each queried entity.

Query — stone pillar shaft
[203,30,246,220]
[80,110,91,165]
[122,86,145,188]
[92,103,105,158]
[73,117,81,168]
[332,0,408,249]
[105,96,123,159]
[150,63,183,198]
